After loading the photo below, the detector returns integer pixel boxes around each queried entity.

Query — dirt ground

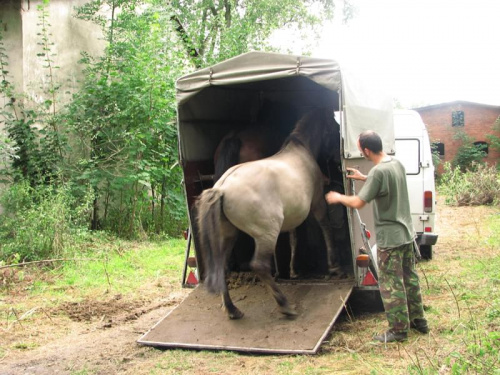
[0,285,191,374]
[0,197,498,374]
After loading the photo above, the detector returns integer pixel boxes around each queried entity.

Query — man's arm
[325,191,366,209]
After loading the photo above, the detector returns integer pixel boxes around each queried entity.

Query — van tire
[420,245,432,260]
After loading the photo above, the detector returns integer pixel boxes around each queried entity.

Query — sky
[295,0,500,108]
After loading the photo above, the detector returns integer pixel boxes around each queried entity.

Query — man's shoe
[410,318,429,334]
[373,330,408,343]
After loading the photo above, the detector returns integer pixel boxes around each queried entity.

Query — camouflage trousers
[378,242,425,333]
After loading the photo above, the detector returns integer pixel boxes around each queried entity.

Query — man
[325,130,429,343]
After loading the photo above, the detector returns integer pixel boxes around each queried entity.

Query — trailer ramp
[138,280,353,354]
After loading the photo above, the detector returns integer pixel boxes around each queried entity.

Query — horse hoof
[290,271,298,279]
[228,309,244,320]
[328,266,343,277]
[280,306,298,319]
[329,265,341,274]
[325,271,346,280]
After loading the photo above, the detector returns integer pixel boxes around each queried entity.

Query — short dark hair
[359,130,383,154]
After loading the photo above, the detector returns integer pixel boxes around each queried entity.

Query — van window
[395,139,420,175]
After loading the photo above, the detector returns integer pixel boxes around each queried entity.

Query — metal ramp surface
[138,280,353,354]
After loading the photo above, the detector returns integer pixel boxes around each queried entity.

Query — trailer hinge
[296,58,301,74]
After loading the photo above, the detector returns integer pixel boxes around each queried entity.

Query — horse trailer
[139,52,405,354]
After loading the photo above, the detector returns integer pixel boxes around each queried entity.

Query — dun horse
[196,108,341,319]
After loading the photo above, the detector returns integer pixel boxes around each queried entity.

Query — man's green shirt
[357,158,415,249]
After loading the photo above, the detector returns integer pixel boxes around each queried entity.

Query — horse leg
[221,287,244,319]
[251,237,297,318]
[312,200,341,276]
[273,251,280,280]
[218,221,243,319]
[289,230,298,279]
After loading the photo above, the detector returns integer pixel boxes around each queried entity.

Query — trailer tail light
[356,254,370,268]
[424,191,433,213]
[362,271,378,286]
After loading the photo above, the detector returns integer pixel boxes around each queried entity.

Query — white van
[393,110,438,259]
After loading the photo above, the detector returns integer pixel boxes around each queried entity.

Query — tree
[66,0,189,235]
[65,0,342,237]
[3,0,345,238]
[171,0,337,67]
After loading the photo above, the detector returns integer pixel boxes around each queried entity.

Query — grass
[0,236,187,339]
[411,209,500,374]
[441,211,500,374]
[24,238,186,300]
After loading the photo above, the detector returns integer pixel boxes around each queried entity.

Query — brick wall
[414,101,500,174]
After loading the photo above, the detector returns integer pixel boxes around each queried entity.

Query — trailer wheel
[420,245,432,260]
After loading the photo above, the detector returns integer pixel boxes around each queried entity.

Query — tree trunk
[159,172,167,234]
[129,180,139,237]
[91,196,99,230]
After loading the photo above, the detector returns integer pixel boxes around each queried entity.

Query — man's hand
[346,167,367,181]
[325,191,342,205]
[325,191,367,209]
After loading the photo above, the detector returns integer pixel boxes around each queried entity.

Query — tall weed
[0,181,94,263]
[439,162,500,206]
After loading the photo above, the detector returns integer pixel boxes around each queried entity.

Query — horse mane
[280,133,306,149]
[280,109,328,159]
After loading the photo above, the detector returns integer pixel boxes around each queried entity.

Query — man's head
[357,130,383,159]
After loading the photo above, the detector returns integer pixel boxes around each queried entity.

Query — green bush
[452,131,487,172]
[0,181,94,263]
[440,162,500,206]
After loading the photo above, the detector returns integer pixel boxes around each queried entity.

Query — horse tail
[196,188,227,294]
[214,136,242,182]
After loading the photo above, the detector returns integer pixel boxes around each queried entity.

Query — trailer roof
[176,52,341,105]
[176,51,394,160]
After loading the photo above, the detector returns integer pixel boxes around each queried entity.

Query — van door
[395,132,425,233]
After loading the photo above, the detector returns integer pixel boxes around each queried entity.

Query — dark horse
[196,108,341,319]
[213,126,278,182]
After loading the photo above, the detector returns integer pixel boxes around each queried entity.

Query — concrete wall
[415,101,500,174]
[1,0,105,110]
[1,0,23,113]
[0,0,106,213]
[22,0,105,106]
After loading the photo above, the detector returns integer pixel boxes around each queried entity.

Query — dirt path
[0,288,190,374]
